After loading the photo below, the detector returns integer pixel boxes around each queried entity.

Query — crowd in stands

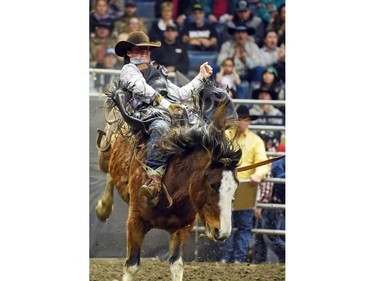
[89,0,286,264]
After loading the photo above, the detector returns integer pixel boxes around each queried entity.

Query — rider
[114,31,213,207]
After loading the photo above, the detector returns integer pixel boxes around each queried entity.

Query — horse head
[158,100,242,242]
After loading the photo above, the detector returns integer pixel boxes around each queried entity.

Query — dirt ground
[90,258,285,281]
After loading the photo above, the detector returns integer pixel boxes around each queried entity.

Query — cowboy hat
[252,86,278,100]
[236,105,258,121]
[115,31,161,57]
[227,24,255,36]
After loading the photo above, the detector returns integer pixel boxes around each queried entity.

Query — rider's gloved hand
[153,94,183,117]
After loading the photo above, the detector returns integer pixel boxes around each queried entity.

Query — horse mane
[157,101,242,170]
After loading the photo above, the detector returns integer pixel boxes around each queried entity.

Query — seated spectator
[116,16,148,42]
[107,0,123,20]
[199,0,236,24]
[215,58,241,98]
[150,25,189,75]
[113,0,146,37]
[149,2,179,42]
[90,0,115,37]
[94,48,122,92]
[271,3,285,45]
[181,3,218,51]
[90,21,118,67]
[249,86,284,125]
[222,0,264,47]
[257,0,285,29]
[250,66,285,101]
[259,29,284,67]
[217,24,263,84]
[155,0,196,28]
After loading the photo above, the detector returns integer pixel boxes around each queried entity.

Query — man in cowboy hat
[217,23,263,84]
[218,105,269,263]
[114,31,214,207]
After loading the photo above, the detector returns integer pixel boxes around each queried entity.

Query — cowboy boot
[139,166,166,207]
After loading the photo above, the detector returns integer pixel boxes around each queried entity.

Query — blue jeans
[146,119,170,170]
[253,208,285,263]
[218,209,254,263]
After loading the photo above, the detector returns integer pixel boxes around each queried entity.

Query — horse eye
[209,183,219,193]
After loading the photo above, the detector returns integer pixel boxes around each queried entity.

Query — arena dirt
[90,258,285,281]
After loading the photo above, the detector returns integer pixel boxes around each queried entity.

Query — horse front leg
[95,173,114,221]
[123,217,148,281]
[169,226,194,281]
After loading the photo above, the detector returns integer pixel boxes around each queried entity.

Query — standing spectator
[116,16,148,42]
[150,25,189,75]
[90,0,115,36]
[249,86,284,125]
[223,0,264,47]
[217,24,263,84]
[257,0,285,29]
[94,48,122,92]
[215,58,241,98]
[149,2,178,42]
[218,105,269,263]
[181,3,218,51]
[90,21,118,67]
[253,155,285,264]
[259,29,283,67]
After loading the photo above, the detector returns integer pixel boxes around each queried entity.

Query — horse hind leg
[95,174,114,221]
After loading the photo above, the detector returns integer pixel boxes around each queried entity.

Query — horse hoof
[95,200,113,221]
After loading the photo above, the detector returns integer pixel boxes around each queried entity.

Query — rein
[236,155,285,172]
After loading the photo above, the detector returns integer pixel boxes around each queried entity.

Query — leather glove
[153,94,183,117]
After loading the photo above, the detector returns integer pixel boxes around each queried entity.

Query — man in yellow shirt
[218,105,269,263]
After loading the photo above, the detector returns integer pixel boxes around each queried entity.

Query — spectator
[253,155,285,264]
[271,3,285,45]
[113,0,146,37]
[116,16,148,42]
[150,25,189,75]
[218,105,269,263]
[215,58,241,98]
[199,0,236,24]
[181,3,218,51]
[90,0,115,36]
[257,0,285,29]
[154,0,196,28]
[217,24,263,84]
[94,48,122,92]
[149,2,178,42]
[107,0,123,20]
[249,86,284,125]
[222,0,264,47]
[90,21,118,67]
[259,29,284,67]
[250,66,284,101]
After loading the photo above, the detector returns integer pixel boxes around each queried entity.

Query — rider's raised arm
[169,62,214,102]
[120,63,158,104]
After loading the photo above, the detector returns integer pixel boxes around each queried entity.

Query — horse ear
[226,85,230,94]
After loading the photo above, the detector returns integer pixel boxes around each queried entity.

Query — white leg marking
[218,170,238,238]
[170,257,184,281]
[123,264,139,281]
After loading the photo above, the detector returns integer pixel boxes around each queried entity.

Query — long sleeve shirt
[120,63,205,104]
[227,128,269,180]
[217,39,262,75]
